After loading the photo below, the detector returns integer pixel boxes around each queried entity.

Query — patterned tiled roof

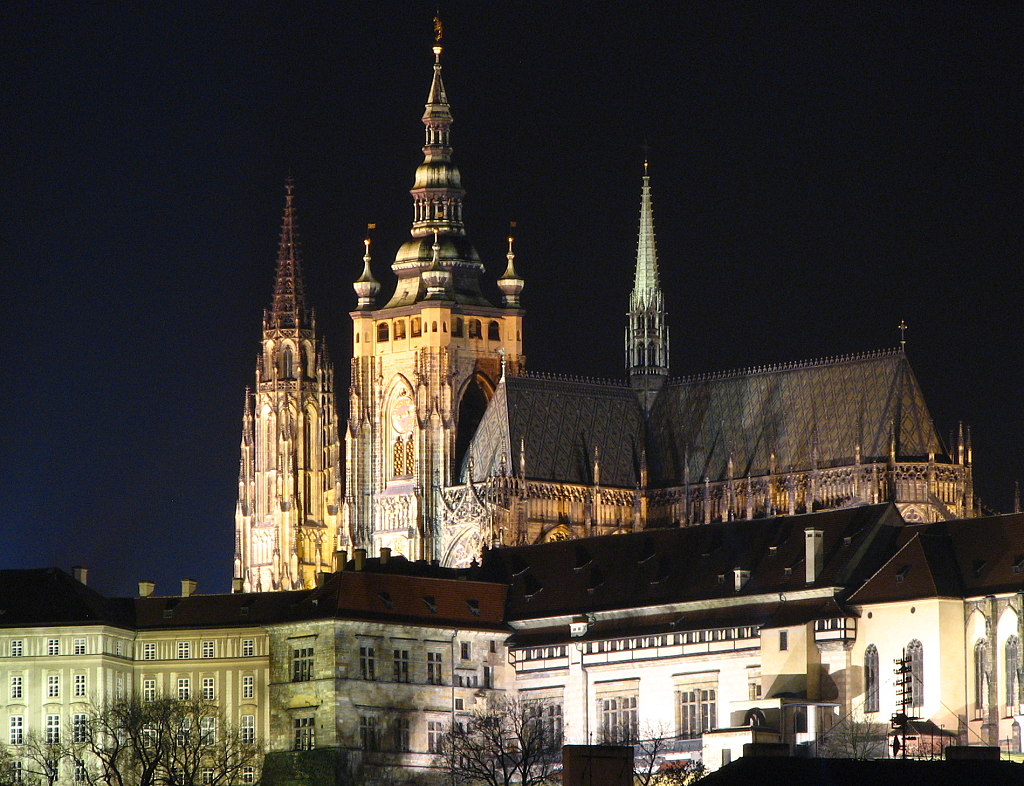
[463,374,645,488]
[646,350,943,485]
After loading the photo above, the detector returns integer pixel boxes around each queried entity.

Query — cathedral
[233,39,975,591]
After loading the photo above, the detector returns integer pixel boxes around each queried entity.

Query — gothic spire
[633,161,660,298]
[626,162,669,411]
[270,179,309,329]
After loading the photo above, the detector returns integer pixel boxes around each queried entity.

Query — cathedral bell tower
[345,39,525,564]
[234,182,343,592]
[626,162,669,412]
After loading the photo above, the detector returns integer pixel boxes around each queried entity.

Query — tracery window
[908,639,924,709]
[864,644,880,713]
[974,639,989,718]
[1007,635,1021,709]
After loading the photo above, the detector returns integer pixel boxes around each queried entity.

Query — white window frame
[201,641,215,659]
[73,638,86,655]
[177,641,191,660]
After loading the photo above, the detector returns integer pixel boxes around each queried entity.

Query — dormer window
[895,565,911,583]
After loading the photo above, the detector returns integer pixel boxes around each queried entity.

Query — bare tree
[436,696,562,786]
[633,723,706,786]
[78,695,262,786]
[815,713,888,760]
[0,745,21,786]
[17,732,64,786]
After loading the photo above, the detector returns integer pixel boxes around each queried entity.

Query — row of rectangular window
[141,674,255,702]
[353,647,488,687]
[4,638,256,659]
[8,673,90,699]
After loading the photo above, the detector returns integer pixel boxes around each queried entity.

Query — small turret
[422,229,453,299]
[498,235,525,308]
[353,238,380,309]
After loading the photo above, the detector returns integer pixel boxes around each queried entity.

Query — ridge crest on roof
[518,371,628,388]
[668,347,902,386]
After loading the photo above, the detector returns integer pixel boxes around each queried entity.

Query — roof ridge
[668,347,901,386]
[519,371,628,388]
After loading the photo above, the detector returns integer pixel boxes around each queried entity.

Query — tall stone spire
[626,162,669,412]
[236,179,343,593]
[269,179,309,330]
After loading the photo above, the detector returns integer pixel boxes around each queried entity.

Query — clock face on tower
[392,397,414,435]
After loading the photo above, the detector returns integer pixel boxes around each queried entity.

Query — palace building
[233,37,976,589]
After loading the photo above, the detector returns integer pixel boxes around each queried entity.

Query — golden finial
[434,16,443,42]
[898,320,907,349]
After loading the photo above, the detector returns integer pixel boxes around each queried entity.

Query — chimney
[734,568,751,592]
[805,529,824,584]
[354,549,366,571]
[380,547,391,565]
[181,579,197,598]
[138,581,155,597]
[71,566,88,586]
[231,578,244,594]
[335,549,347,571]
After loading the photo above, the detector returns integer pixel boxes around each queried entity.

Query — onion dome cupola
[353,238,381,310]
[498,235,525,308]
[386,43,493,309]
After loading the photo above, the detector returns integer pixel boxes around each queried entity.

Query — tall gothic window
[1007,636,1020,709]
[282,345,293,378]
[392,436,405,477]
[974,639,988,718]
[864,644,880,713]
[908,639,924,710]
[405,436,414,474]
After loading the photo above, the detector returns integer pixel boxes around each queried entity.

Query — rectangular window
[201,768,214,785]
[10,640,23,658]
[292,647,314,682]
[74,759,87,783]
[428,720,444,753]
[115,640,123,657]
[144,679,156,702]
[201,641,215,659]
[427,652,443,685]
[73,638,86,655]
[117,674,124,699]
[200,717,216,744]
[677,685,718,739]
[359,645,376,680]
[490,640,497,653]
[47,674,59,698]
[779,630,789,652]
[241,715,255,745]
[483,665,493,688]
[242,675,254,699]
[9,716,23,745]
[202,677,215,700]
[178,678,190,700]
[293,716,315,751]
[242,639,255,657]
[143,642,156,661]
[393,650,410,683]
[359,716,378,751]
[74,674,86,697]
[392,716,411,752]
[48,639,60,656]
[73,714,87,744]
[177,641,191,660]
[10,676,22,700]
[461,642,471,660]
[46,715,60,745]
[176,717,191,747]
[527,701,563,746]
[242,766,255,784]
[600,694,638,744]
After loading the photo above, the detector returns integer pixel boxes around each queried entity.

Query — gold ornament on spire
[434,16,443,42]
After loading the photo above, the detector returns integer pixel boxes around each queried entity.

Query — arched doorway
[455,375,490,474]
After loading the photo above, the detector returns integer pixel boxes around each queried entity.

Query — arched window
[282,345,294,378]
[1007,635,1020,709]
[432,321,438,333]
[411,317,422,338]
[405,435,414,473]
[452,317,463,337]
[394,320,406,340]
[908,639,924,709]
[1012,721,1021,754]
[975,640,988,718]
[392,436,405,477]
[469,319,482,339]
[377,322,389,342]
[488,321,500,341]
[864,644,879,713]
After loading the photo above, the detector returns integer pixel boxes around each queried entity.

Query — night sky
[3,3,1021,597]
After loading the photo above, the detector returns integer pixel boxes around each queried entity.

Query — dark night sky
[2,2,1021,597]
